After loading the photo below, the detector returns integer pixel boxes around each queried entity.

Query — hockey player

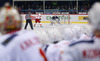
[43,28,63,61]
[71,25,90,41]
[63,2,100,61]
[52,28,74,61]
[0,3,47,61]
[50,14,60,25]
[34,13,43,27]
[45,43,63,61]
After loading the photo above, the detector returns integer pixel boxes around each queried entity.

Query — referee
[24,11,33,30]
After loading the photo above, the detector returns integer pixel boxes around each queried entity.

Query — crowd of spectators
[14,1,93,14]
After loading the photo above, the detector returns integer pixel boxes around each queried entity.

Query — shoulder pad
[69,39,94,47]
[2,34,18,46]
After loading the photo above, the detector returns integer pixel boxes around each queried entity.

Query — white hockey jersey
[79,34,91,40]
[63,36,100,61]
[57,40,70,50]
[45,44,63,61]
[44,40,70,61]
[0,30,47,61]
[36,16,41,19]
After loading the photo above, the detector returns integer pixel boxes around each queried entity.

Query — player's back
[63,37,100,61]
[57,40,70,49]
[0,30,46,61]
[45,44,63,61]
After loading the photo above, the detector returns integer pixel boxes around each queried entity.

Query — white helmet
[34,30,49,45]
[46,28,62,43]
[62,28,75,41]
[38,13,41,17]
[0,3,22,34]
[89,2,100,30]
[82,25,92,37]
[72,25,83,39]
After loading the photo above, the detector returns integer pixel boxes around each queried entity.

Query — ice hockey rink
[22,23,68,30]
[22,23,89,31]
[21,14,89,30]
[0,23,89,36]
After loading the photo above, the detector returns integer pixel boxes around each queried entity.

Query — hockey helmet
[62,28,75,41]
[34,29,50,45]
[46,28,62,43]
[89,2,100,30]
[72,25,83,39]
[0,3,22,34]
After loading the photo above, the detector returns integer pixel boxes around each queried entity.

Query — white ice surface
[22,23,89,30]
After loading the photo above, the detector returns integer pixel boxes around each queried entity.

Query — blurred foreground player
[34,13,43,27]
[63,2,100,61]
[0,3,47,61]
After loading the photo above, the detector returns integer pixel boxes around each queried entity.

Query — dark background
[0,0,12,7]
[0,0,100,7]
[0,0,100,14]
[0,0,100,6]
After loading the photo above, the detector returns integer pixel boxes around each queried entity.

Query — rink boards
[21,14,88,24]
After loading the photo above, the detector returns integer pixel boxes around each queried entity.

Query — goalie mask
[0,3,22,34]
